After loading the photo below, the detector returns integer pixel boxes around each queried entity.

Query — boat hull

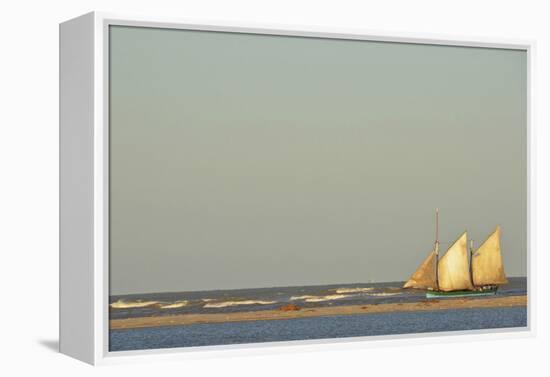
[426,288,497,298]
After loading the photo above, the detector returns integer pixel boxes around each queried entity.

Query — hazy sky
[109,26,527,295]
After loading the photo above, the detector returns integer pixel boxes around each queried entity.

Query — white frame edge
[60,12,96,364]
[59,11,536,365]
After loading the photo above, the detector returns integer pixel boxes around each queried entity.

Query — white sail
[472,226,508,286]
[438,232,474,291]
[403,244,438,290]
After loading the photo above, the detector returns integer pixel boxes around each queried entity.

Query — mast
[469,239,475,288]
[435,208,439,291]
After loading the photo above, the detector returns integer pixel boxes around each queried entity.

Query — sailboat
[403,209,508,298]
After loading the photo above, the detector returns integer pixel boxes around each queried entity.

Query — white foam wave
[203,300,276,308]
[306,294,351,302]
[110,300,159,309]
[334,287,374,294]
[366,292,400,297]
[160,300,188,309]
[289,295,314,301]
[290,294,350,302]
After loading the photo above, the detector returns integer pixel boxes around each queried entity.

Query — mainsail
[472,226,508,286]
[403,244,438,289]
[437,232,474,291]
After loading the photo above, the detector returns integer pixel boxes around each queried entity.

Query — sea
[109,277,527,352]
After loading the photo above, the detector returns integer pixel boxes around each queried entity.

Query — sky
[109,25,527,295]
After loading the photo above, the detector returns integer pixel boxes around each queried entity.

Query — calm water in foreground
[110,307,526,351]
[109,277,527,351]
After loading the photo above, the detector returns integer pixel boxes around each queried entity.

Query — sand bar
[110,295,527,330]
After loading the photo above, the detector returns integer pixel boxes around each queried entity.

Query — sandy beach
[110,295,527,330]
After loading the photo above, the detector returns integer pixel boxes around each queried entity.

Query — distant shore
[110,295,527,330]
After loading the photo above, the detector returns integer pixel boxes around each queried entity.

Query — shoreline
[110,295,527,330]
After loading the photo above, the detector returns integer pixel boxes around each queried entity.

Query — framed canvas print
[59,12,534,365]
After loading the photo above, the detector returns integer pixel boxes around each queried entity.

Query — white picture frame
[59,11,535,365]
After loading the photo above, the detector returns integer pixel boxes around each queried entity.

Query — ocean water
[109,277,527,351]
[110,307,527,351]
[110,277,526,318]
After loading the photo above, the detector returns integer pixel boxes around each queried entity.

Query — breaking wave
[203,300,276,308]
[334,287,375,294]
[366,292,400,297]
[110,300,159,309]
[160,300,188,309]
[290,295,312,301]
[290,294,350,302]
